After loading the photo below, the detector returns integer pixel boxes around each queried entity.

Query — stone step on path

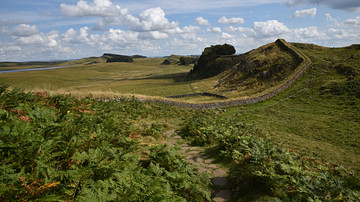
[163,129,233,202]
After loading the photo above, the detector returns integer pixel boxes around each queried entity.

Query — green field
[0,57,194,98]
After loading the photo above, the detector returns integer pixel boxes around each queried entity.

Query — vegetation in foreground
[1,84,359,201]
[0,84,210,201]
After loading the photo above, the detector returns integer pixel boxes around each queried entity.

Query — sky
[0,0,359,61]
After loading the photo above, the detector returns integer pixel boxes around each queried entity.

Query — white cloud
[293,26,326,38]
[124,7,179,32]
[60,0,128,29]
[343,16,360,26]
[195,17,210,26]
[0,27,10,35]
[218,16,245,25]
[221,32,233,39]
[180,33,204,43]
[60,0,128,17]
[227,26,253,33]
[207,27,222,33]
[105,28,139,43]
[139,31,169,40]
[182,25,201,33]
[94,17,122,29]
[292,8,317,18]
[62,27,91,44]
[253,20,289,38]
[12,24,39,37]
[62,28,77,42]
[17,31,59,47]
[325,13,338,23]
[327,28,349,39]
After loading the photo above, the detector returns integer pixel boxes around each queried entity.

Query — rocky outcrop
[189,44,237,79]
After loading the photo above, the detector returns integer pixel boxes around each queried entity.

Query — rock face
[189,44,237,79]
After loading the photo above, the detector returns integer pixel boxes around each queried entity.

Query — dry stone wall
[105,40,311,109]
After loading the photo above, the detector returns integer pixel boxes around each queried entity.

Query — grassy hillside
[217,40,301,93]
[224,43,360,170]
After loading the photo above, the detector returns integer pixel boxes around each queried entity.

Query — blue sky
[0,0,359,61]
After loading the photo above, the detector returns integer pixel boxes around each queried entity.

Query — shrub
[330,78,360,98]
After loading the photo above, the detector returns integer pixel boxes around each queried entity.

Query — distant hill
[102,53,147,63]
[161,55,198,66]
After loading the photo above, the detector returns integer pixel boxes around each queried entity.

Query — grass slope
[225,43,360,170]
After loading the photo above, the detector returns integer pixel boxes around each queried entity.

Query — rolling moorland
[0,39,359,201]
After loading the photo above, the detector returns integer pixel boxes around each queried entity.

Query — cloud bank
[0,0,360,61]
[284,0,360,11]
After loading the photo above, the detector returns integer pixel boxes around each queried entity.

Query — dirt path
[164,129,233,202]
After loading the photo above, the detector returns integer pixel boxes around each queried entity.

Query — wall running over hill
[108,40,311,109]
